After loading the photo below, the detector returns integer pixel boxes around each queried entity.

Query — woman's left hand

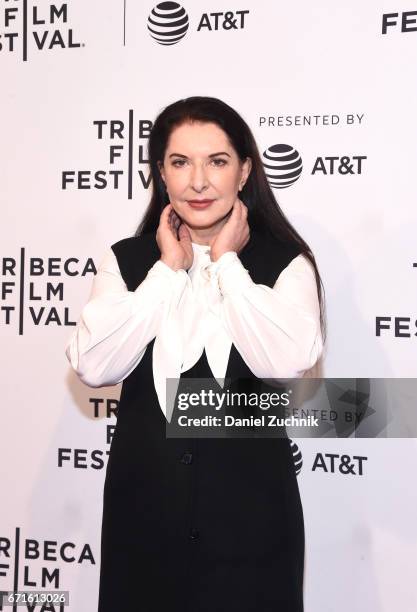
[210,198,250,262]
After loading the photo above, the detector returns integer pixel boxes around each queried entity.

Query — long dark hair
[135,96,326,341]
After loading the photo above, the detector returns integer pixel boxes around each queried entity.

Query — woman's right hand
[156,203,194,271]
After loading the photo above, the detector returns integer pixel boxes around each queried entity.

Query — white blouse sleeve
[65,248,190,387]
[206,251,323,378]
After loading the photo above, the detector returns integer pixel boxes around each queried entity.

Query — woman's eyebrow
[168,151,231,158]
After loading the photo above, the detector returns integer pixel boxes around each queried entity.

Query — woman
[66,96,325,612]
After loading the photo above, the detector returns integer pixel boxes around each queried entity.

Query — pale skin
[156,121,252,271]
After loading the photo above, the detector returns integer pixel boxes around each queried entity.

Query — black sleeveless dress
[97,229,305,612]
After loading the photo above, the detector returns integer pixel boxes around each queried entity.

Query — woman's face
[158,121,251,237]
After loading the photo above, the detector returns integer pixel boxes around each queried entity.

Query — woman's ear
[239,157,252,190]
[157,161,166,184]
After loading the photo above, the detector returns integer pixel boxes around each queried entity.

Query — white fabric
[65,242,323,421]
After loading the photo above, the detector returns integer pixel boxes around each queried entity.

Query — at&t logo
[290,439,303,476]
[262,143,367,189]
[146,1,249,45]
[312,453,368,475]
[147,1,189,45]
[263,144,303,189]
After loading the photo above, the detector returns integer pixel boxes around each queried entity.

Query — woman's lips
[187,199,215,209]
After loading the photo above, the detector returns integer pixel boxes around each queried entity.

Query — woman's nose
[190,163,209,191]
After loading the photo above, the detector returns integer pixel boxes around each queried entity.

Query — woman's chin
[182,208,233,228]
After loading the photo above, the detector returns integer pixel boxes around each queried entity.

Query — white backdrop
[1,1,417,610]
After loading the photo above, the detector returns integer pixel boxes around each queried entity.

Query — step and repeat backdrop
[1,1,417,610]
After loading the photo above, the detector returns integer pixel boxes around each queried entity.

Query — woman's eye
[171,158,227,168]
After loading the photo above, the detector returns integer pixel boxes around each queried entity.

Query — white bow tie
[152,246,231,422]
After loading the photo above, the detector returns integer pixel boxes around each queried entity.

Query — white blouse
[65,242,323,421]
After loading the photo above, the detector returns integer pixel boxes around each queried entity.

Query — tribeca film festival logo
[0,527,94,611]
[145,2,249,46]
[0,251,96,334]
[376,262,417,339]
[0,1,83,62]
[61,110,152,199]
[58,397,118,471]
[382,10,417,34]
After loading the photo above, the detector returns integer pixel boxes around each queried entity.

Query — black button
[180,452,193,465]
[189,528,199,542]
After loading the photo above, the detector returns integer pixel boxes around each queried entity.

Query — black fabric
[98,228,305,611]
